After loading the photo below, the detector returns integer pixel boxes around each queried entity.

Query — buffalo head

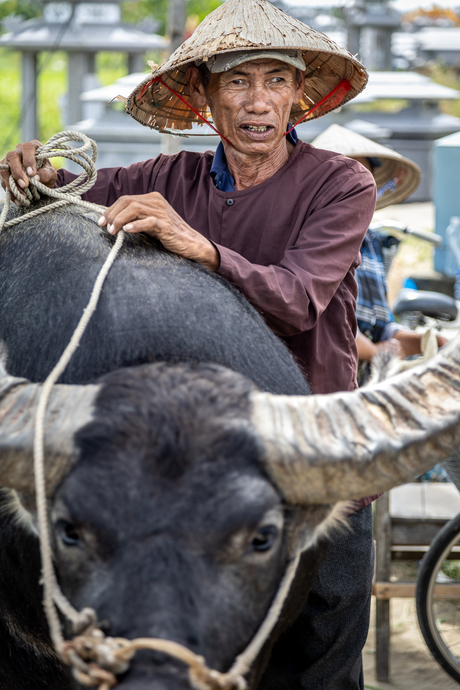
[0,338,459,689]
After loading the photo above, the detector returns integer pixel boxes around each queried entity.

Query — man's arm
[56,158,167,209]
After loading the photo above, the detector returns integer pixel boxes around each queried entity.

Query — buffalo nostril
[185,634,199,647]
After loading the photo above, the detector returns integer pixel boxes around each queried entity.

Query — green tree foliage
[0,0,223,33]
[121,0,222,33]
[0,0,43,24]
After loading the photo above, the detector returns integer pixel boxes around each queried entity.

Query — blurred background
[2,2,460,686]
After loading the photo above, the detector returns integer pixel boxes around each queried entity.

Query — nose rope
[59,551,301,690]
[1,132,302,690]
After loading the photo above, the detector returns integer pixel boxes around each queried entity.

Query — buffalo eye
[56,520,81,547]
[251,525,279,552]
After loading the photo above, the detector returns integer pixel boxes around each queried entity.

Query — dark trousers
[260,505,374,690]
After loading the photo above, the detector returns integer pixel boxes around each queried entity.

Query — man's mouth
[245,125,270,132]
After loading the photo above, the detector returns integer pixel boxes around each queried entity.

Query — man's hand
[393,330,447,358]
[98,192,220,272]
[0,140,57,204]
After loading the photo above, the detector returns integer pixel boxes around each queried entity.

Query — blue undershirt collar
[210,127,298,192]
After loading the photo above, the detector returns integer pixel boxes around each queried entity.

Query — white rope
[228,552,301,679]
[34,229,124,649]
[0,131,124,647]
[0,131,302,690]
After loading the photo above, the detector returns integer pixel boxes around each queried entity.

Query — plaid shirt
[355,229,394,344]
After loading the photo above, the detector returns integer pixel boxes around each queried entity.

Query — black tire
[416,512,460,684]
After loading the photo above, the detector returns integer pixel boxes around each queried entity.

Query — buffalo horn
[0,372,100,496]
[251,336,460,505]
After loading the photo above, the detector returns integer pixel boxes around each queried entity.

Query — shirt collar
[210,127,298,192]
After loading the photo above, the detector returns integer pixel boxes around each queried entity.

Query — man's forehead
[225,59,296,76]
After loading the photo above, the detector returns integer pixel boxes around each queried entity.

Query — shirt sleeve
[215,167,376,337]
[56,157,167,207]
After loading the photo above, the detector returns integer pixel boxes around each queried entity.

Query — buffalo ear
[0,363,101,496]
[285,502,350,557]
[252,335,460,505]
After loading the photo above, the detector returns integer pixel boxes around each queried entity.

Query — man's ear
[187,66,208,108]
[293,71,305,105]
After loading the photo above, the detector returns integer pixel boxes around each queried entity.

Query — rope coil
[0,131,106,231]
[0,132,301,690]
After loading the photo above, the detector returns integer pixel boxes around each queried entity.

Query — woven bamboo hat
[126,0,368,134]
[311,124,421,209]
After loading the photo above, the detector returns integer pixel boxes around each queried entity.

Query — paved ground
[373,201,435,232]
[364,597,459,690]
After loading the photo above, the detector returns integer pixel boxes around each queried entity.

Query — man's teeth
[247,125,268,132]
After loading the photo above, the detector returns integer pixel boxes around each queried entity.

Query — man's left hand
[98,192,219,272]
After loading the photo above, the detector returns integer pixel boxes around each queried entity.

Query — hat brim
[311,124,422,208]
[125,0,368,134]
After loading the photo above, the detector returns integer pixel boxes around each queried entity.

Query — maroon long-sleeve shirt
[57,140,376,396]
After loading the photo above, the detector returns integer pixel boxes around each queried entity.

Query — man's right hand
[0,140,57,204]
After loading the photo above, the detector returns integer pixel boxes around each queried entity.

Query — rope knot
[62,627,133,676]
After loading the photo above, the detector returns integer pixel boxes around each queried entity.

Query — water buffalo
[0,202,459,690]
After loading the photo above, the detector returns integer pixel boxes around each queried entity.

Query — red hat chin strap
[284,79,352,139]
[139,76,235,147]
[139,76,352,148]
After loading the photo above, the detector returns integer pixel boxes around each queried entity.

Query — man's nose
[245,86,271,113]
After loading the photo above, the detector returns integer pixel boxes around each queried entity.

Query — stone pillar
[67,52,87,125]
[128,53,146,74]
[168,0,186,53]
[383,28,393,70]
[21,51,38,141]
[347,25,361,58]
[164,0,186,152]
[86,52,97,75]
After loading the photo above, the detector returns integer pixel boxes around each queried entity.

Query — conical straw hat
[126,0,368,135]
[311,124,421,209]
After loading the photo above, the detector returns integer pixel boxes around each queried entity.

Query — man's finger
[105,202,152,235]
[123,218,158,235]
[5,149,29,189]
[21,140,42,178]
[100,196,140,227]
[35,163,57,189]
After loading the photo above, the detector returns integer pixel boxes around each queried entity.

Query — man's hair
[197,62,211,88]
[196,62,302,90]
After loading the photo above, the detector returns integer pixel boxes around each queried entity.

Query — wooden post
[375,492,391,682]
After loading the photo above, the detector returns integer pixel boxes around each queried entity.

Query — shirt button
[226,198,234,206]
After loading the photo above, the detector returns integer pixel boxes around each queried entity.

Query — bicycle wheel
[416,512,460,683]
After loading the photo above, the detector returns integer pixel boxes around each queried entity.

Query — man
[1,0,377,686]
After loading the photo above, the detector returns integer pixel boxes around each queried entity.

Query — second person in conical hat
[2,2,377,687]
[311,123,447,371]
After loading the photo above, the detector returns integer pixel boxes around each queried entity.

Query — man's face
[194,59,304,155]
